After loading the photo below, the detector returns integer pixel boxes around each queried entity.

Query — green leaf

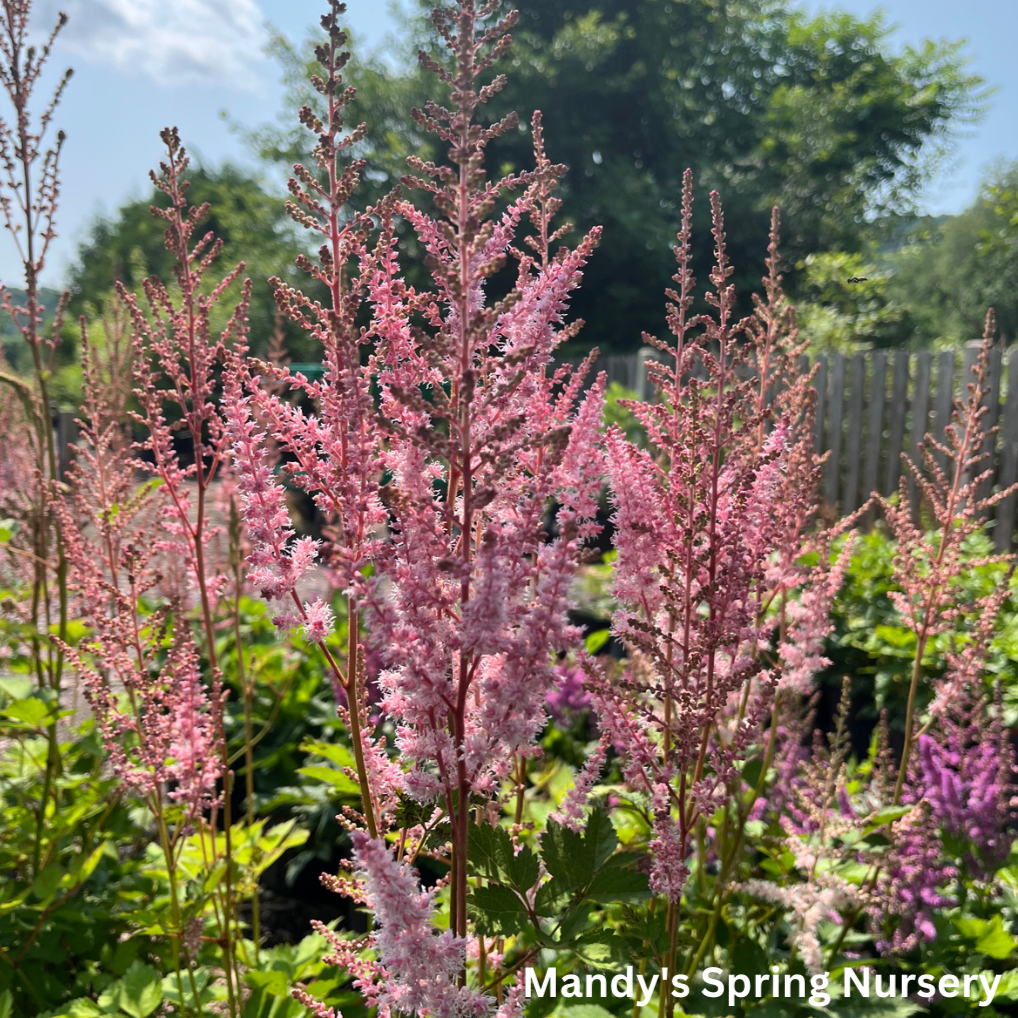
[294,765,360,795]
[470,824,514,882]
[0,676,32,700]
[162,969,212,1011]
[863,805,910,834]
[469,825,539,892]
[0,518,19,543]
[108,960,162,1018]
[299,738,355,769]
[68,840,109,888]
[972,915,1017,959]
[64,999,105,1018]
[984,969,1018,1003]
[584,629,610,654]
[556,901,592,945]
[534,875,573,916]
[586,856,651,905]
[32,863,64,902]
[393,794,432,830]
[4,696,50,727]
[831,1002,922,1018]
[469,884,530,937]
[0,989,11,1018]
[730,937,768,978]
[560,1006,616,1018]
[543,806,617,891]
[741,758,763,791]
[204,861,228,893]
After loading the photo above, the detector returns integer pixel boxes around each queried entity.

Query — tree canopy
[240,0,984,353]
[65,0,988,357]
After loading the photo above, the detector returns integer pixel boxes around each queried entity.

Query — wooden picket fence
[565,343,1018,551]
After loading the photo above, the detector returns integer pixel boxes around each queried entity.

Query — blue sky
[5,0,1016,288]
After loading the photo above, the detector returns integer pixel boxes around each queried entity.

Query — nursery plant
[1,1,1017,1018]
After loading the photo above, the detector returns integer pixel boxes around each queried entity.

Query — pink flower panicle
[551,734,610,833]
[778,538,855,694]
[596,176,824,903]
[362,7,606,817]
[224,385,321,605]
[352,832,491,1018]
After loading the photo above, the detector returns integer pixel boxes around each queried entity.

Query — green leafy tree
[885,160,1018,345]
[482,0,984,350]
[246,1,983,353]
[796,251,913,352]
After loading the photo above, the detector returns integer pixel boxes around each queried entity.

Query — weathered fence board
[863,350,886,508]
[884,350,908,496]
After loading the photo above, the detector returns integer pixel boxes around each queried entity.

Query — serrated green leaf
[469,884,530,937]
[68,840,109,888]
[975,915,1017,959]
[557,901,592,944]
[4,696,50,727]
[393,794,432,830]
[469,824,538,892]
[586,856,650,904]
[99,961,162,1018]
[117,960,163,1018]
[983,969,1018,1003]
[64,999,105,1018]
[534,875,572,916]
[543,806,617,891]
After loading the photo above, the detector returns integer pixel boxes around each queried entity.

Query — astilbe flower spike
[350,831,492,1018]
[105,125,256,1012]
[281,5,607,1009]
[745,683,865,972]
[593,175,829,1002]
[223,0,392,840]
[881,312,1017,802]
[360,0,605,949]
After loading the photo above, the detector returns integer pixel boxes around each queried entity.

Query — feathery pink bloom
[352,832,491,1018]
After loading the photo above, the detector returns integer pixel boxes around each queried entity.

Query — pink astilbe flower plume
[350,832,492,1018]
[274,6,608,1008]
[592,176,828,1005]
[881,311,1017,802]
[354,0,605,950]
[55,327,221,822]
[221,0,395,840]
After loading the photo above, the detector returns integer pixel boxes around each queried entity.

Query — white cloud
[36,0,269,90]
